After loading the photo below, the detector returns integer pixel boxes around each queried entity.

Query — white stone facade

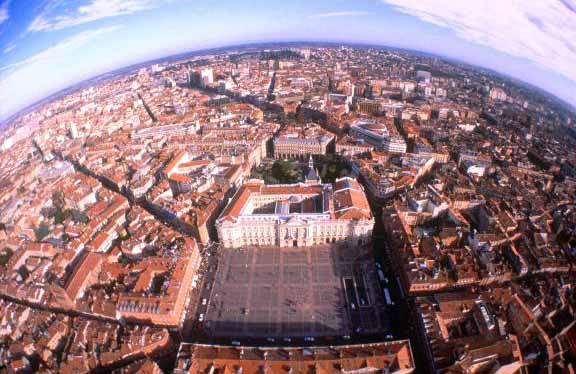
[216,178,373,248]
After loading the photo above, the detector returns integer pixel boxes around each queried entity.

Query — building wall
[350,125,407,154]
[273,139,331,159]
[217,217,372,248]
[336,143,372,156]
[357,101,382,115]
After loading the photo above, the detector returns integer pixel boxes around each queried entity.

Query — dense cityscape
[0,44,575,373]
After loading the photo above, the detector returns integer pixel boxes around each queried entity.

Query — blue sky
[0,0,575,120]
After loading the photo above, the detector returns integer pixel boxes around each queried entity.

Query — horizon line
[2,39,575,125]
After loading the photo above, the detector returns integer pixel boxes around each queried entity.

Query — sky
[0,0,575,121]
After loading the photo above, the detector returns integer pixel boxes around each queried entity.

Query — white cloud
[0,25,122,118]
[308,11,369,19]
[382,0,576,84]
[28,0,163,32]
[0,0,10,25]
[3,42,15,54]
[1,25,122,73]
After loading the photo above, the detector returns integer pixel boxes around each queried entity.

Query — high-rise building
[489,87,507,101]
[69,123,78,139]
[200,67,214,87]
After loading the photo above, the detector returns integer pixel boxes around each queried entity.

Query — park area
[251,156,352,185]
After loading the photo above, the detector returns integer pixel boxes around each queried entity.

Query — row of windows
[228,235,350,247]
[224,225,352,237]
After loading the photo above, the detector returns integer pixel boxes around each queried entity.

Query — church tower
[305,154,321,184]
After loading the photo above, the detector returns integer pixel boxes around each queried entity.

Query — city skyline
[1,0,576,121]
[0,43,574,373]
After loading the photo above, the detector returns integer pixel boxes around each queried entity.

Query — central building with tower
[216,174,373,248]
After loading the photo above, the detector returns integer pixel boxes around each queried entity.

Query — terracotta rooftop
[187,341,415,374]
[65,252,104,301]
[219,178,371,221]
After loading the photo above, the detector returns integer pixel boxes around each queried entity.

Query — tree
[286,112,297,122]
[64,208,89,224]
[271,160,298,184]
[0,248,12,267]
[320,157,350,183]
[34,223,51,242]
[52,191,65,209]
[54,208,65,225]
[264,175,279,184]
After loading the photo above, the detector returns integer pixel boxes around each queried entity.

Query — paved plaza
[204,243,387,338]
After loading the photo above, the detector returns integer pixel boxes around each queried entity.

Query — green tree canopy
[0,248,13,267]
[34,223,51,242]
[271,160,298,184]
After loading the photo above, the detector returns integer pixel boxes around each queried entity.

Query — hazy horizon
[1,0,575,121]
[3,39,575,125]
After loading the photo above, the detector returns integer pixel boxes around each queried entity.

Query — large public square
[201,242,389,340]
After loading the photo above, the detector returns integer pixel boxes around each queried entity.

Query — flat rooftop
[203,243,388,339]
